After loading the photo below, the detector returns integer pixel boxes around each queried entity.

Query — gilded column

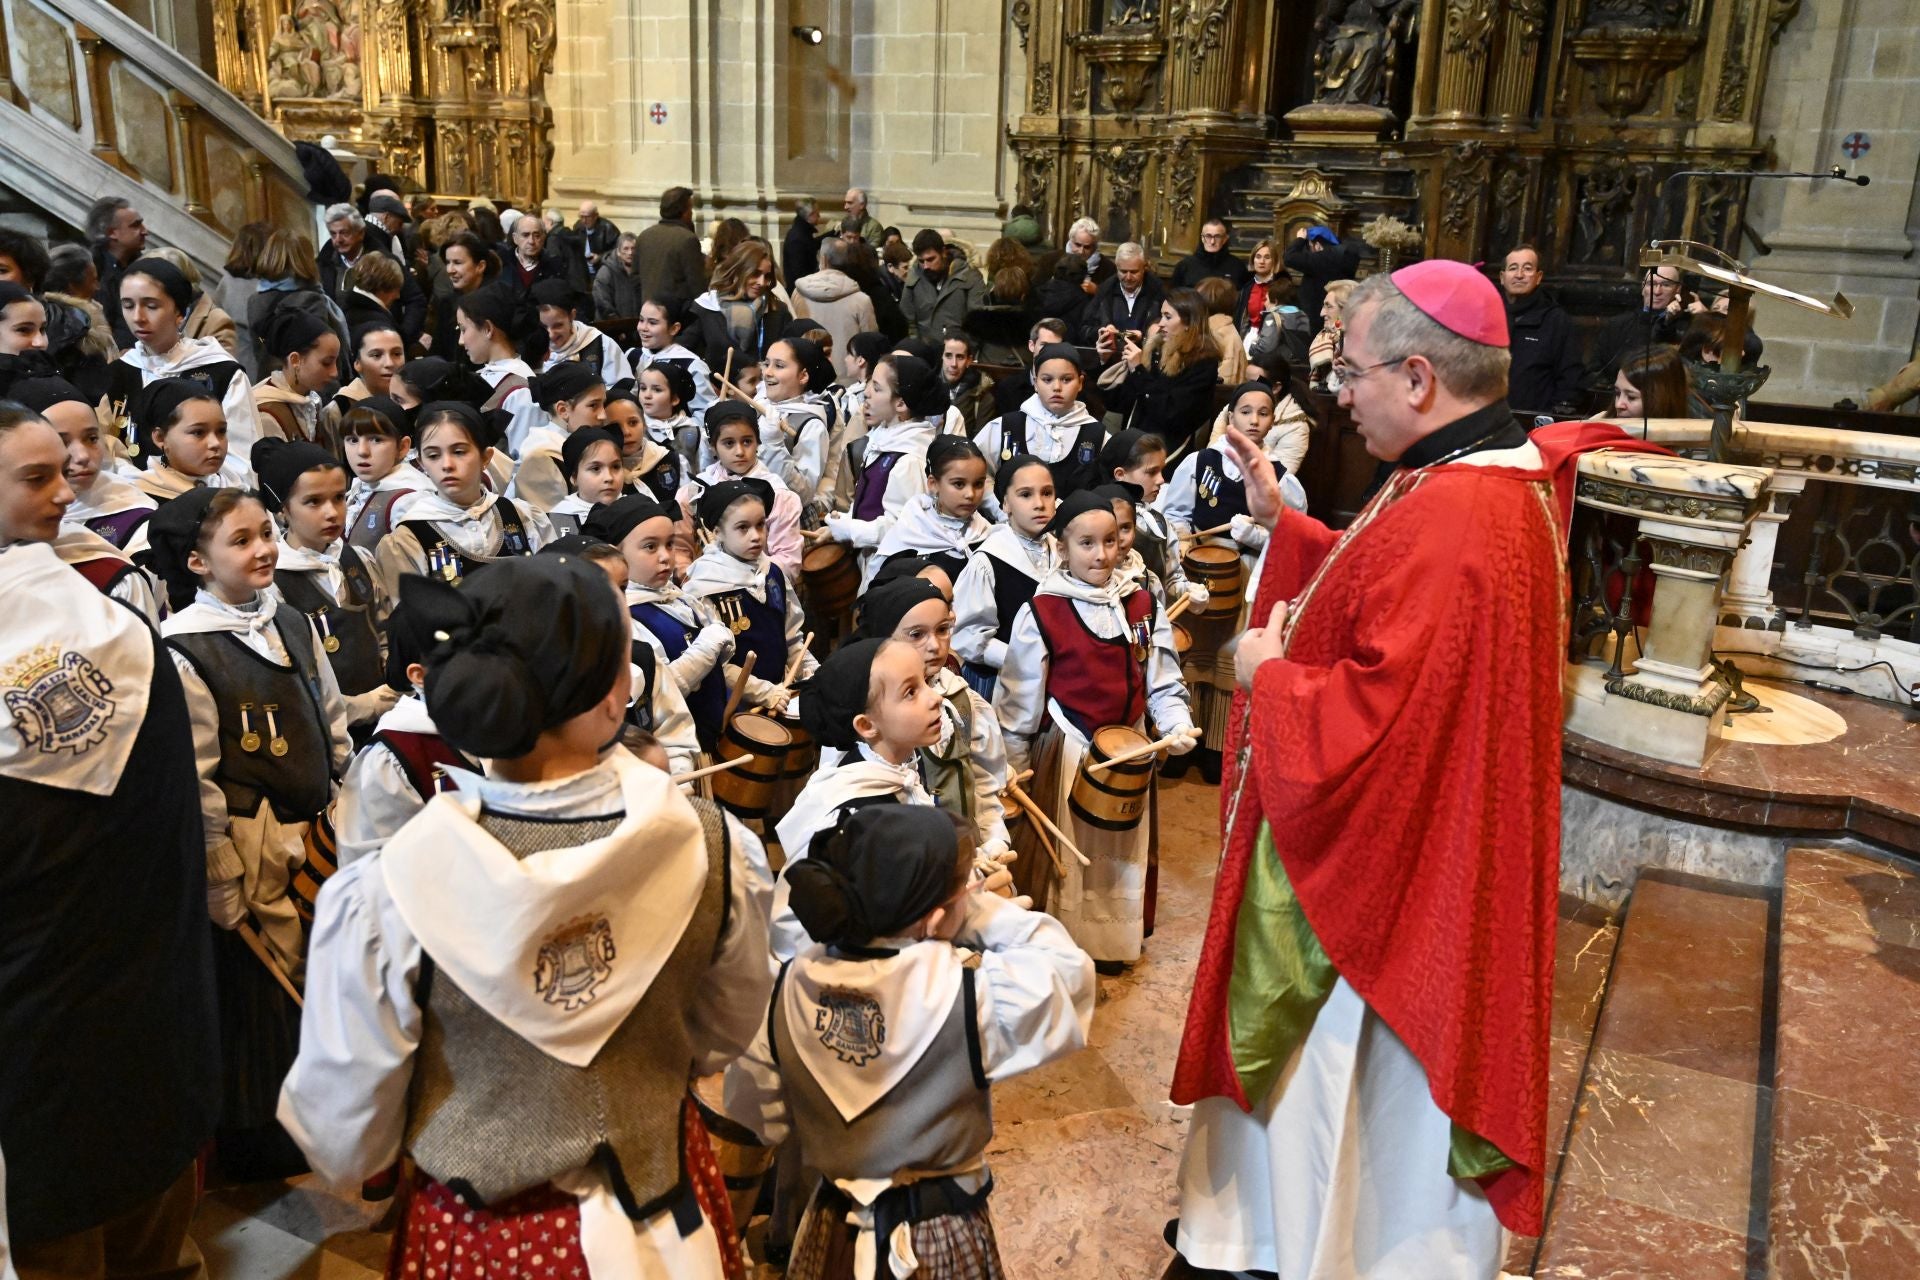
[1485,0,1547,131]
[1410,0,1496,134]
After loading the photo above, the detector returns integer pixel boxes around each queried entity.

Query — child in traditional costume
[974,344,1105,498]
[534,278,634,384]
[340,395,431,555]
[129,377,250,503]
[607,491,740,757]
[630,294,717,418]
[1101,428,1201,608]
[951,455,1056,697]
[869,435,994,587]
[320,321,405,445]
[151,486,349,1176]
[105,257,262,469]
[376,401,552,588]
[993,490,1194,970]
[507,362,610,515]
[255,438,396,732]
[27,376,155,554]
[771,636,944,959]
[677,401,804,580]
[750,336,831,504]
[723,804,1095,1280]
[625,364,698,501]
[815,353,944,562]
[279,554,774,1279]
[683,477,815,716]
[452,284,540,453]
[545,427,627,538]
[252,309,341,449]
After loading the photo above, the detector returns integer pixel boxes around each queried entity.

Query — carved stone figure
[1314,0,1415,106]
[296,0,361,99]
[265,14,321,99]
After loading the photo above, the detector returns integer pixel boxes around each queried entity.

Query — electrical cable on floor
[1711,650,1917,706]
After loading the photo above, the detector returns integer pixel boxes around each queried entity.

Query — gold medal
[732,615,750,634]
[241,731,262,753]
[239,702,259,752]
[323,635,341,653]
[1001,447,1012,461]
[270,737,289,757]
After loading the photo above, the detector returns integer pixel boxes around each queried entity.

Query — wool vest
[631,601,727,751]
[1028,589,1154,736]
[702,569,788,686]
[1193,448,1249,527]
[1001,412,1104,499]
[274,546,382,695]
[404,797,732,1216]
[371,728,474,802]
[920,683,976,825]
[401,500,534,587]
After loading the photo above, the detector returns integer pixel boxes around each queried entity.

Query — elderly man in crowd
[1590,263,1687,384]
[320,202,427,346]
[1080,241,1164,348]
[86,196,147,348]
[573,201,621,273]
[1500,243,1583,414]
[593,232,644,319]
[839,187,885,247]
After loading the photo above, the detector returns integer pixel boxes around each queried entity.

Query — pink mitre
[1390,259,1509,347]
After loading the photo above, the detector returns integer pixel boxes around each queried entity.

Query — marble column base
[1564,661,1731,769]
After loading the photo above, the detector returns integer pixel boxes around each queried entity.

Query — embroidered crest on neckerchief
[533,915,617,1012]
[4,645,117,755]
[814,986,887,1067]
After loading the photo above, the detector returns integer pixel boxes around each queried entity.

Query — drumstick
[721,346,734,394]
[1007,790,1068,878]
[716,371,791,435]
[1166,594,1192,621]
[1086,726,1203,778]
[1179,522,1235,542]
[675,755,754,786]
[1004,780,1091,867]
[237,921,304,1008]
[782,633,814,686]
[1011,769,1034,785]
[723,650,757,729]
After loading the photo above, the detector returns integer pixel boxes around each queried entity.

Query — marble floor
[189,772,1227,1280]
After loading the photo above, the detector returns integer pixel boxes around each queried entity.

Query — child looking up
[340,396,431,553]
[870,434,994,588]
[974,343,1104,498]
[677,401,803,580]
[546,426,627,537]
[508,362,608,514]
[1101,428,1201,607]
[255,438,394,728]
[772,637,945,958]
[994,490,1194,970]
[378,401,551,587]
[596,493,739,756]
[683,477,815,716]
[149,485,348,1173]
[630,293,717,416]
[281,554,774,1274]
[951,454,1056,697]
[724,804,1094,1279]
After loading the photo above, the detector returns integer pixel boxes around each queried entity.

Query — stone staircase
[1514,848,1920,1279]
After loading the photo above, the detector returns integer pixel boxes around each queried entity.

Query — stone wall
[1745,0,1920,408]
[548,0,1023,254]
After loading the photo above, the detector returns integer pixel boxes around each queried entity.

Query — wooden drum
[1183,544,1245,619]
[711,713,792,818]
[1172,622,1193,659]
[1068,725,1154,832]
[692,1074,774,1231]
[802,541,860,619]
[780,717,818,782]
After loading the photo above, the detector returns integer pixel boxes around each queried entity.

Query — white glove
[1229,513,1258,544]
[344,683,401,727]
[1184,582,1211,610]
[1164,727,1199,757]
[696,622,736,659]
[207,875,247,930]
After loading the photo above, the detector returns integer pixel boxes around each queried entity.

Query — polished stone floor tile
[1534,1184,1753,1280]
[1769,1087,1920,1280]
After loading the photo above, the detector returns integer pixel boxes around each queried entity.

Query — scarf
[65,469,156,522]
[877,493,992,561]
[974,522,1053,579]
[346,462,434,527]
[684,542,775,604]
[391,489,512,560]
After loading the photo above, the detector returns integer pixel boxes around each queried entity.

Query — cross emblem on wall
[1841,132,1870,160]
[650,102,668,125]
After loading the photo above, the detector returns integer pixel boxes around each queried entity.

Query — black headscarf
[1091,480,1141,513]
[401,554,629,759]
[868,553,945,592]
[127,377,219,445]
[560,427,622,482]
[702,399,757,441]
[994,452,1051,502]
[637,362,696,413]
[882,353,947,420]
[779,334,835,395]
[1032,342,1083,375]
[695,477,773,531]
[797,637,885,750]
[414,399,500,451]
[252,437,341,513]
[855,576,946,641]
[7,375,86,413]
[531,361,603,412]
[1046,487,1117,536]
[145,485,225,611]
[583,494,675,546]
[124,257,193,313]
[344,393,411,438]
[786,805,966,946]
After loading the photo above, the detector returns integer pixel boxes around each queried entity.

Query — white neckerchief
[276,537,347,603]
[976,522,1052,579]
[695,459,786,491]
[48,526,133,571]
[522,422,568,458]
[544,321,601,366]
[0,542,156,795]
[1111,548,1149,595]
[684,545,773,603]
[121,336,230,377]
[784,940,966,1123]
[162,587,291,664]
[391,489,510,560]
[478,356,534,386]
[372,692,438,736]
[881,493,991,558]
[625,579,705,628]
[1035,562,1132,611]
[382,748,708,1067]
[1007,395,1099,464]
[346,462,434,527]
[624,437,670,480]
[772,746,932,863]
[645,412,693,447]
[136,462,209,500]
[931,665,973,755]
[66,470,156,522]
[862,418,938,458]
[550,492,595,521]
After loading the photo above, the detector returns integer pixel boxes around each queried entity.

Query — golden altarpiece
[1010,0,1801,313]
[208,0,556,207]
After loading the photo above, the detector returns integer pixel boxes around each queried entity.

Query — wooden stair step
[1768,846,1920,1279]
[1533,870,1773,1279]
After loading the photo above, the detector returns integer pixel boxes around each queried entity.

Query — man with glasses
[1172,217,1251,290]
[1500,244,1582,414]
[1171,259,1563,1280]
[497,212,568,307]
[1590,262,1686,385]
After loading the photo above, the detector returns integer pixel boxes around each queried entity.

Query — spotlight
[791,25,824,44]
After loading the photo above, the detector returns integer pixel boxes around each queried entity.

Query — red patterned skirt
[386,1098,744,1280]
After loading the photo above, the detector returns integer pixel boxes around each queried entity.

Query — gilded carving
[1714,0,1750,118]
[1165,135,1197,225]
[1489,164,1527,249]
[1017,144,1056,212]
[1033,60,1055,112]
[1440,141,1488,236]
[1011,0,1032,50]
[1573,160,1635,263]
[1171,0,1233,67]
[1442,0,1496,57]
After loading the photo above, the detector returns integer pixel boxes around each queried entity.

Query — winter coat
[790,269,877,382]
[902,261,987,342]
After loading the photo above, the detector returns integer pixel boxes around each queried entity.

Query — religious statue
[1104,0,1161,26]
[265,14,322,99]
[1312,0,1415,106]
[295,0,362,99]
